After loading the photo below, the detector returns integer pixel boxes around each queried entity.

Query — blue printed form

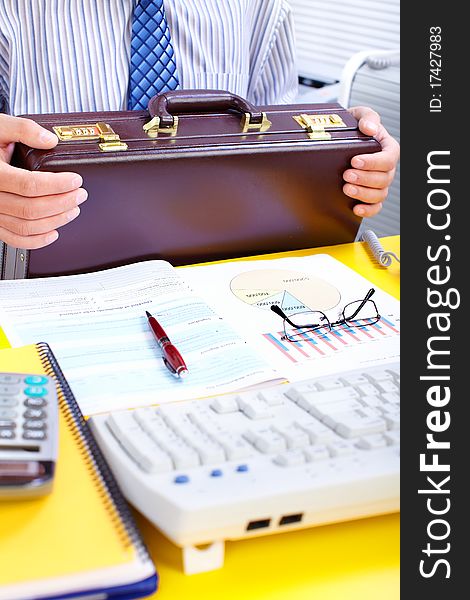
[0,261,282,416]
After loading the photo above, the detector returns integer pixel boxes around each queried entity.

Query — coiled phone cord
[361,230,400,267]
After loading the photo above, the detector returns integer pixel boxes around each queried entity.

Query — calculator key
[24,375,48,385]
[0,420,16,429]
[0,374,21,384]
[24,397,47,408]
[23,408,46,420]
[0,385,20,395]
[23,430,47,440]
[24,420,47,430]
[0,409,17,419]
[0,397,18,407]
[24,386,48,397]
[0,429,15,440]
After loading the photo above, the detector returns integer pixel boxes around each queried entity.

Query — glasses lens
[283,311,330,341]
[343,300,379,328]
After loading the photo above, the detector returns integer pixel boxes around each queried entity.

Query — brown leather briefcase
[4,90,380,278]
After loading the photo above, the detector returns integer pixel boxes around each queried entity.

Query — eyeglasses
[270,288,381,342]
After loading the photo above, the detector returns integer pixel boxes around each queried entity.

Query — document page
[182,254,400,382]
[0,261,280,416]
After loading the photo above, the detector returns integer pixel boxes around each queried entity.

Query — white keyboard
[90,362,399,573]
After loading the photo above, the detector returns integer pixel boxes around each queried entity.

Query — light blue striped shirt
[0,0,298,116]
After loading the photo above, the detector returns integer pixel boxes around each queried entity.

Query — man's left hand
[343,106,400,218]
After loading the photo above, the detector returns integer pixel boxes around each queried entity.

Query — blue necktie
[127,0,179,111]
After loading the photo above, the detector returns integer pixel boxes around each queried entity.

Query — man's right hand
[0,114,87,249]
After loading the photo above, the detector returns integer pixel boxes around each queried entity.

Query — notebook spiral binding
[36,341,152,563]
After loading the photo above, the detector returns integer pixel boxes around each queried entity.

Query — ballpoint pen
[145,311,189,378]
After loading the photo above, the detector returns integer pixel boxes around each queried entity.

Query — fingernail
[365,121,378,134]
[66,207,80,221]
[355,206,365,216]
[76,188,88,204]
[353,158,365,168]
[348,186,358,196]
[46,231,59,243]
[72,175,83,188]
[347,172,358,183]
[40,130,57,143]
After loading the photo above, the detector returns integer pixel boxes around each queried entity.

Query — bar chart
[262,314,400,364]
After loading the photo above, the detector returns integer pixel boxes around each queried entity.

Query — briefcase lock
[293,113,346,140]
[240,112,272,133]
[52,122,128,152]
[143,116,179,138]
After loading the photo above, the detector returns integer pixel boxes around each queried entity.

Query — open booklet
[0,254,400,417]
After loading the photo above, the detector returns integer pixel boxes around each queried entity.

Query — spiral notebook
[0,343,157,600]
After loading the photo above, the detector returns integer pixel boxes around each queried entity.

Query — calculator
[0,372,58,498]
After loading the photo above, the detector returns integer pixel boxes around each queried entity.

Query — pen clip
[162,357,178,377]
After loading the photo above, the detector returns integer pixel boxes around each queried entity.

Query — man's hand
[344,106,400,218]
[0,114,87,249]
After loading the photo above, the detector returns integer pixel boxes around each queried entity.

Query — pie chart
[230,269,341,313]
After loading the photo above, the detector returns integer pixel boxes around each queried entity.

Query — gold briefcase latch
[293,113,346,140]
[52,122,128,152]
[143,116,179,138]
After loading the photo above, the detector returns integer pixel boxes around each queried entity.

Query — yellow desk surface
[0,236,400,600]
[141,236,401,600]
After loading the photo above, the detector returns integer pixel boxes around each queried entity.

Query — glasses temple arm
[270,305,301,328]
[348,288,376,320]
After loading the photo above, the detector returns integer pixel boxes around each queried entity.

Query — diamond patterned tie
[127,0,179,111]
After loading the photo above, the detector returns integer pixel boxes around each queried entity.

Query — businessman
[0,0,399,249]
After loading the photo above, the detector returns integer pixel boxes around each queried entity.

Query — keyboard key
[354,383,380,396]
[287,387,359,409]
[327,410,386,438]
[315,377,345,391]
[303,445,330,461]
[356,434,388,450]
[364,368,395,383]
[273,424,310,449]
[174,475,190,484]
[383,430,400,445]
[237,394,273,419]
[294,420,338,443]
[339,373,369,386]
[257,389,286,406]
[376,381,399,394]
[382,392,400,404]
[107,412,173,473]
[243,427,286,453]
[309,399,363,421]
[327,440,356,457]
[273,450,306,467]
[210,396,239,414]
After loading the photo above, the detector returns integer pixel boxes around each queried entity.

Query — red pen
[145,311,189,378]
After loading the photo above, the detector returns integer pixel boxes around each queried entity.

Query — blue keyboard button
[174,475,190,484]
[236,464,249,472]
[210,469,223,477]
[24,386,48,397]
[24,376,48,385]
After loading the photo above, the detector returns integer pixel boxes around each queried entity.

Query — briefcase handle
[147,90,271,132]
